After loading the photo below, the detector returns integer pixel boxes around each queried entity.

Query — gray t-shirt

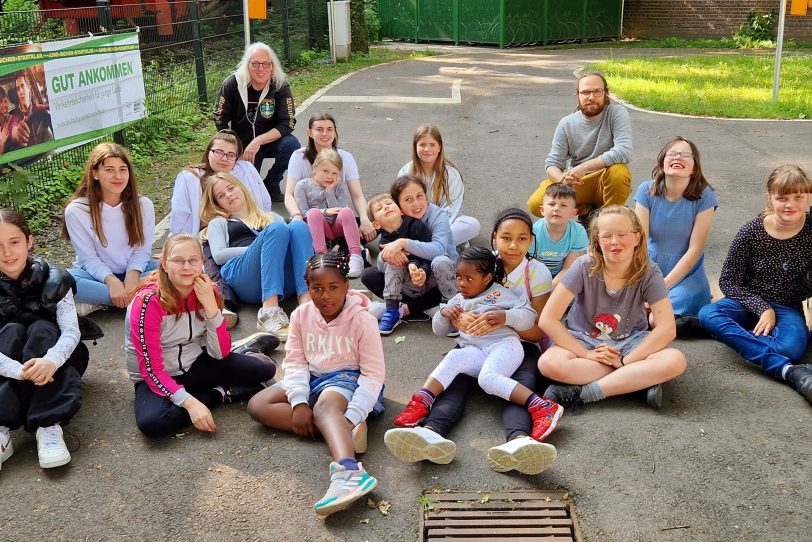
[544,103,633,171]
[561,255,667,340]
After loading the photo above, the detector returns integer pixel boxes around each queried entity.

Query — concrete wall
[622,1,812,40]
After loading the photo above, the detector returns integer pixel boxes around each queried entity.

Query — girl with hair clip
[125,233,276,438]
[634,136,717,336]
[398,124,480,246]
[539,205,687,410]
[285,112,375,243]
[201,172,313,340]
[248,252,385,516]
[0,208,89,470]
[62,142,156,316]
[386,246,563,465]
[294,148,365,277]
[170,129,272,236]
[385,209,560,475]
[212,42,299,201]
[699,165,812,404]
[361,175,458,321]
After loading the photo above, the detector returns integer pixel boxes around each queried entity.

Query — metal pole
[329,0,336,64]
[772,0,787,103]
[243,0,251,48]
[189,0,208,107]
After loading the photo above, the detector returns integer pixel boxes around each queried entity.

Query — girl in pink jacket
[248,252,385,516]
[125,234,276,438]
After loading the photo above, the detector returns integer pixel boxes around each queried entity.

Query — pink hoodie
[283,290,385,425]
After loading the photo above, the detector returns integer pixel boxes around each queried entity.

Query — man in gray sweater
[527,71,632,219]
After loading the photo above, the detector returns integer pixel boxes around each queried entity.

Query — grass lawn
[588,53,811,119]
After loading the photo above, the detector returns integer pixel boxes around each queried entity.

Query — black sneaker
[403,312,431,322]
[675,315,709,339]
[224,384,264,404]
[785,364,812,404]
[543,384,583,407]
[232,332,280,358]
[646,384,663,408]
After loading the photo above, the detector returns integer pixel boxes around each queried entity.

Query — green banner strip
[0,119,139,165]
[0,33,138,77]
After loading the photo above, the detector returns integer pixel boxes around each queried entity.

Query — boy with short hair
[532,184,588,287]
[367,193,433,334]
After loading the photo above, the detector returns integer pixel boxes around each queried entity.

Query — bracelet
[619,355,625,366]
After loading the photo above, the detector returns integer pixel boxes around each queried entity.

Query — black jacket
[0,257,75,326]
[380,217,432,275]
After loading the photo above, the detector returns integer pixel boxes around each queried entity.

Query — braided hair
[303,251,351,283]
[491,207,537,260]
[458,246,506,288]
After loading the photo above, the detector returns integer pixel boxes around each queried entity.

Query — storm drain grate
[419,490,583,541]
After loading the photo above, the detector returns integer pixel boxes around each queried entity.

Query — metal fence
[0,0,328,206]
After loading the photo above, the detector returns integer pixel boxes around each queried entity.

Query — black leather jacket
[0,257,75,327]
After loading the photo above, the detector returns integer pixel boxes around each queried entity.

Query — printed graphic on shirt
[259,99,274,119]
[484,290,502,305]
[590,312,623,340]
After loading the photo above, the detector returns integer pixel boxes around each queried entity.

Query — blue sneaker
[314,462,378,516]
[379,308,402,335]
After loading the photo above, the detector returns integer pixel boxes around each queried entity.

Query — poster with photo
[0,32,145,165]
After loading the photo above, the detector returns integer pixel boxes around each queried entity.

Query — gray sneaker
[256,307,289,341]
[313,462,377,516]
[786,364,812,404]
[543,384,583,407]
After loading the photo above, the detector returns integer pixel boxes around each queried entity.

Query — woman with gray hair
[212,42,300,202]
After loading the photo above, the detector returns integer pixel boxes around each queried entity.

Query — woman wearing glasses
[212,42,299,202]
[170,129,272,236]
[634,137,717,337]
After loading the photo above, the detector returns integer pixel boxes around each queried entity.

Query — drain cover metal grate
[419,490,583,541]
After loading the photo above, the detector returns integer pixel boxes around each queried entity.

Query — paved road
[3,47,810,542]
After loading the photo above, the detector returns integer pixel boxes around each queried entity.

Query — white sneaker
[368,301,386,320]
[487,436,557,475]
[351,421,368,454]
[0,426,13,472]
[257,307,289,341]
[75,302,105,317]
[222,308,238,329]
[35,424,71,469]
[384,426,456,464]
[348,254,364,278]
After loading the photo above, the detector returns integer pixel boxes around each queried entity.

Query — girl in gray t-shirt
[538,205,687,409]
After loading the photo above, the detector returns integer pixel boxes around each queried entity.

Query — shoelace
[40,428,62,447]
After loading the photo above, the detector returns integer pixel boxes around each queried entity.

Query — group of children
[0,109,810,519]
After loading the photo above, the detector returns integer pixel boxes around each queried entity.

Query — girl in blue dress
[634,137,717,335]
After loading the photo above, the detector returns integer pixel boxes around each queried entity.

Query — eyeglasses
[167,257,203,267]
[666,150,694,160]
[249,61,272,70]
[210,148,238,161]
[598,231,635,242]
[578,89,605,98]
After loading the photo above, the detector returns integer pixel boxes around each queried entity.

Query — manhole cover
[419,490,583,541]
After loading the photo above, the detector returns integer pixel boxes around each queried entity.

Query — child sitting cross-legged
[367,192,433,334]
[247,252,385,516]
[388,247,564,451]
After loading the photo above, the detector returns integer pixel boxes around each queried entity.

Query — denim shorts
[568,329,650,356]
[273,369,385,412]
[272,380,354,406]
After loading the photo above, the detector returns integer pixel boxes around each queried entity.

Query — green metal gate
[378,0,623,47]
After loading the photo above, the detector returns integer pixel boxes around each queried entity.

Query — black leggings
[0,320,89,432]
[422,341,549,441]
[134,351,275,438]
[360,266,441,315]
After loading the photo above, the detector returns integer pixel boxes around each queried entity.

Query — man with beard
[527,71,632,220]
[8,73,54,152]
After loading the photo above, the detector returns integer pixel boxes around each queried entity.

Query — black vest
[0,257,76,327]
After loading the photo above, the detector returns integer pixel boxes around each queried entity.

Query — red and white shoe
[393,395,430,427]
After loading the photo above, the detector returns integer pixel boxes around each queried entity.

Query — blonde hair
[200,172,275,231]
[588,205,650,285]
[133,234,223,320]
[312,147,343,173]
[62,142,145,248]
[408,124,459,208]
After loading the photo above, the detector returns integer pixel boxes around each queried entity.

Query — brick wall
[623,1,812,40]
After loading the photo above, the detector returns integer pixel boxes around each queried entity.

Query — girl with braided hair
[248,252,385,516]
[386,246,564,465]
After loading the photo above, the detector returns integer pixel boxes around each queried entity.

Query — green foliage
[0,9,66,48]
[734,9,777,47]
[297,48,322,68]
[364,0,381,43]
[589,54,812,119]
[350,0,369,54]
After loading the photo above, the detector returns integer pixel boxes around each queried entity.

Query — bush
[364,0,381,43]
[734,9,777,47]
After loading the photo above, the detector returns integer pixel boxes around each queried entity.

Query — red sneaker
[529,401,563,442]
[393,395,430,427]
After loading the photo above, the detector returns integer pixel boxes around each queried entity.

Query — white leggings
[450,215,481,246]
[429,337,524,400]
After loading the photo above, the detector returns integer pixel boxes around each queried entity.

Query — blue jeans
[253,133,300,192]
[69,260,158,305]
[699,298,808,378]
[220,220,313,304]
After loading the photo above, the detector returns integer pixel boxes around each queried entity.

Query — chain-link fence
[0,0,328,206]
